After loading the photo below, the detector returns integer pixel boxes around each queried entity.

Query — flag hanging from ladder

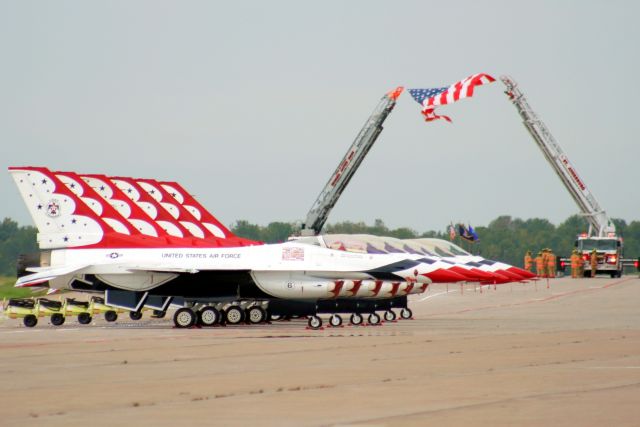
[408,73,496,122]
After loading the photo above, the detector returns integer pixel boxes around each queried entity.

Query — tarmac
[1,275,639,426]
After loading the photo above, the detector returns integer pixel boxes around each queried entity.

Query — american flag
[409,73,495,122]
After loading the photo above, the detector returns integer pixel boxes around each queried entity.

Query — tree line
[1,215,639,276]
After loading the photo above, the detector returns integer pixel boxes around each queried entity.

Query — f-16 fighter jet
[9,167,440,328]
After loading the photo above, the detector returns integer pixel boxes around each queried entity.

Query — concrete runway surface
[1,276,639,426]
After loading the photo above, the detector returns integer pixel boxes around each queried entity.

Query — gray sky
[1,1,638,233]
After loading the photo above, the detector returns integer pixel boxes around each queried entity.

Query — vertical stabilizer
[9,167,107,249]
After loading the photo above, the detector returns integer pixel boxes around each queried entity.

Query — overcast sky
[1,1,638,233]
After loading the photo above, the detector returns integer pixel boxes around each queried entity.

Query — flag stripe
[409,73,495,122]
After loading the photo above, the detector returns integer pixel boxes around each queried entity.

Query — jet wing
[16,265,90,288]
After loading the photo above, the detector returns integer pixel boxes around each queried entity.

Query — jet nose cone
[491,271,515,283]
[507,266,536,279]
[422,269,467,283]
[469,268,497,281]
[447,266,479,281]
[496,269,525,281]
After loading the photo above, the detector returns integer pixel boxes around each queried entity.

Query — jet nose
[496,269,525,281]
[491,271,515,283]
[421,269,468,283]
[506,266,536,279]
[447,266,481,282]
[469,268,498,282]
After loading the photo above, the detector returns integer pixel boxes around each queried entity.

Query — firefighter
[590,248,598,277]
[577,251,585,277]
[535,251,545,277]
[524,250,533,272]
[548,249,557,278]
[570,249,580,278]
[541,249,549,278]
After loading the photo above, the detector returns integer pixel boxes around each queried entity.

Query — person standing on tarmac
[577,251,585,277]
[524,250,533,272]
[590,248,598,277]
[535,251,545,277]
[570,249,580,278]
[541,249,549,278]
[548,249,557,278]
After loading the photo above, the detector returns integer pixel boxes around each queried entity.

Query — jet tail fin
[9,167,110,249]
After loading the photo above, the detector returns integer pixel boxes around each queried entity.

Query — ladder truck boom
[501,75,626,278]
[300,87,404,236]
[500,75,615,238]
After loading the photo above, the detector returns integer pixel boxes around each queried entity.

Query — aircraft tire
[225,306,244,325]
[174,308,196,328]
[368,313,381,325]
[78,313,92,325]
[247,306,266,324]
[307,315,322,329]
[329,314,342,327]
[400,308,412,319]
[23,314,38,328]
[198,307,220,326]
[350,313,363,326]
[129,311,143,321]
[104,311,118,322]
[384,310,396,321]
[51,313,65,326]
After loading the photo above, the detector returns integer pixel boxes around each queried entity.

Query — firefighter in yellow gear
[570,249,580,278]
[535,251,545,277]
[547,249,557,278]
[577,252,585,277]
[590,248,598,277]
[524,250,533,272]
[541,249,549,278]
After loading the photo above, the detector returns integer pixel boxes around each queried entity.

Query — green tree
[0,218,38,277]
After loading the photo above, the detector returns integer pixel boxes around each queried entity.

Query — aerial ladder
[500,76,625,277]
[299,87,404,236]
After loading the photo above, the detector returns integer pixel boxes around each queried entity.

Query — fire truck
[501,76,625,277]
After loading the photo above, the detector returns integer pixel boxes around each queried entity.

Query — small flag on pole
[448,223,456,241]
[409,73,496,122]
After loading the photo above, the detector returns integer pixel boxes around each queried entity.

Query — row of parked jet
[9,166,535,329]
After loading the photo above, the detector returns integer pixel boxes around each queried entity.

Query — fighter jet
[10,167,443,328]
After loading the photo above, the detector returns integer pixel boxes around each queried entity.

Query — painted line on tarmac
[417,290,455,302]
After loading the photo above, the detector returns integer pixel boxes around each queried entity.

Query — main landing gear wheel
[384,310,396,322]
[400,308,413,319]
[329,314,343,327]
[350,313,363,326]
[225,306,245,325]
[152,310,166,319]
[23,314,38,328]
[198,307,220,326]
[269,314,283,321]
[51,313,65,326]
[78,313,92,325]
[307,315,322,329]
[247,307,266,324]
[104,310,118,322]
[129,311,143,321]
[173,308,196,328]
[368,313,381,325]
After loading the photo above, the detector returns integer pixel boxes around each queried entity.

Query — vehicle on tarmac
[3,295,123,327]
